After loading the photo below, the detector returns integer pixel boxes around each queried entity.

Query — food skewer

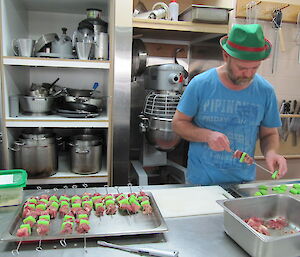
[35,239,43,252]
[232,150,279,179]
[11,240,22,256]
[59,238,67,248]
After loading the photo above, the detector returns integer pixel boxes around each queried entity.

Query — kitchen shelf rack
[3,56,110,69]
[133,18,229,40]
[5,114,109,128]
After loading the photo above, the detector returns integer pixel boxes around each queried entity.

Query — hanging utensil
[296,12,300,64]
[246,1,259,24]
[271,9,284,74]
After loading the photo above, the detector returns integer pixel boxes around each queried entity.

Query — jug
[51,27,73,58]
[94,25,108,60]
[12,38,35,57]
[72,28,93,47]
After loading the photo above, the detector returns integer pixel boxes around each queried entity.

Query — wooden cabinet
[0,0,113,185]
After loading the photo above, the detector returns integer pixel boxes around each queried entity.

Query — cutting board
[150,186,233,218]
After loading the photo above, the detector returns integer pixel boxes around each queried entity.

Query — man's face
[225,56,261,87]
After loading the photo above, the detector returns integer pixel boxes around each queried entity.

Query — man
[172,24,287,185]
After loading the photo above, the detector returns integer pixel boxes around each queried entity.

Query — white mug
[12,38,35,57]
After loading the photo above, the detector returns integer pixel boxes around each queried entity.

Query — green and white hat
[220,24,272,61]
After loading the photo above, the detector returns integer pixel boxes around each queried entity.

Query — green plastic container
[0,169,27,207]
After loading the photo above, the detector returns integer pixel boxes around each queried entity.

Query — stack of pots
[69,134,102,174]
[11,128,58,178]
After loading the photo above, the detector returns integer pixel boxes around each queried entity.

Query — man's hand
[207,131,231,152]
[265,151,287,178]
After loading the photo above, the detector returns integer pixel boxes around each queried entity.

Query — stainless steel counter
[0,186,249,257]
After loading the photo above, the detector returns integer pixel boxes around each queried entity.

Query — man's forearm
[172,120,212,142]
[260,132,280,157]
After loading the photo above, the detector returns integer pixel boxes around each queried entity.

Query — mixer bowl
[144,116,181,151]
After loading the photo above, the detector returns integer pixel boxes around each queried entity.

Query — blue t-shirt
[177,68,281,185]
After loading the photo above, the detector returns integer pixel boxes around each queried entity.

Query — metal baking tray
[0,191,167,242]
[178,5,233,24]
[229,180,300,200]
[218,195,300,257]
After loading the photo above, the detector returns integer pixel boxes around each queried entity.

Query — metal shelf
[133,18,229,41]
[3,56,110,69]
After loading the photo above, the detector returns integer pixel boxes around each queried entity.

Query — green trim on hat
[220,24,272,61]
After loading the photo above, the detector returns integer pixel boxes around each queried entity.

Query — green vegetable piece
[79,219,90,225]
[254,191,263,196]
[20,224,31,234]
[61,221,73,230]
[293,184,300,189]
[239,152,247,163]
[258,185,268,190]
[63,215,75,221]
[81,195,90,200]
[26,204,36,209]
[39,215,50,221]
[72,203,81,208]
[39,199,48,204]
[60,201,70,207]
[116,194,126,201]
[51,201,59,209]
[141,200,150,206]
[95,203,104,209]
[27,198,37,204]
[119,199,129,205]
[105,199,115,206]
[259,189,268,195]
[23,216,36,224]
[37,220,49,226]
[82,200,93,207]
[104,195,113,200]
[92,196,102,202]
[279,184,288,190]
[276,190,285,194]
[59,196,70,202]
[49,195,59,202]
[78,214,88,219]
[71,196,81,203]
[290,188,298,195]
[272,186,280,191]
[36,204,46,210]
[272,170,279,179]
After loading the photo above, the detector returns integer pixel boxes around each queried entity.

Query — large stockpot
[11,136,58,178]
[69,135,102,175]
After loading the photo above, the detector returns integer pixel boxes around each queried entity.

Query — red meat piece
[142,205,153,215]
[36,224,50,236]
[105,204,117,215]
[16,227,30,237]
[60,223,73,235]
[233,150,254,164]
[266,217,288,230]
[131,203,141,213]
[71,207,82,215]
[244,217,270,236]
[76,223,90,234]
[48,206,58,219]
[59,205,70,217]
[39,195,49,200]
[95,205,105,216]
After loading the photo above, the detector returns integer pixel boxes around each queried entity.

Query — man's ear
[222,50,230,61]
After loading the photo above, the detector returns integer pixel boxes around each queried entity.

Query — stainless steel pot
[69,135,102,174]
[22,128,54,139]
[19,96,56,114]
[11,136,58,178]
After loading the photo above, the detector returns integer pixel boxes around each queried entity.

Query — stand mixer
[132,63,187,185]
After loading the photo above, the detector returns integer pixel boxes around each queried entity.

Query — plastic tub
[0,169,27,207]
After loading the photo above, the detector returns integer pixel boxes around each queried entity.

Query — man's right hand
[207,131,231,152]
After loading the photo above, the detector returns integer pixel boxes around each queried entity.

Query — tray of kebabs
[1,190,167,242]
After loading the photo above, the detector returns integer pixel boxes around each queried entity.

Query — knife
[97,240,179,257]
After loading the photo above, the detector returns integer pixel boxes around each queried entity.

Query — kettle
[51,27,73,58]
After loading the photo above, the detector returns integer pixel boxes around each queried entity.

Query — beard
[226,63,254,86]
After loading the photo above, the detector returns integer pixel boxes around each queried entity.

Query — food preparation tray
[0,191,167,242]
[178,5,233,24]
[218,195,300,257]
[229,180,300,199]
